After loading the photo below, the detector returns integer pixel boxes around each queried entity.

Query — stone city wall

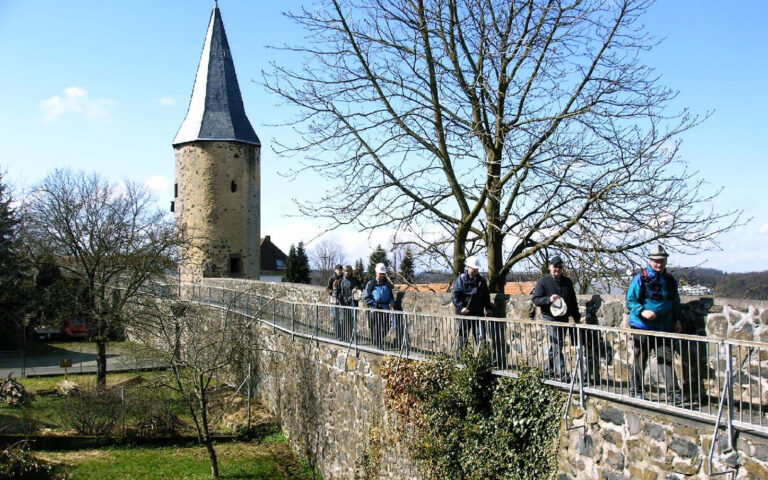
[195,278,768,479]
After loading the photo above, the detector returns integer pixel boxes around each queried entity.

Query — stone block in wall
[598,302,624,327]
[599,407,625,426]
[730,321,754,341]
[708,315,728,338]
[729,309,743,325]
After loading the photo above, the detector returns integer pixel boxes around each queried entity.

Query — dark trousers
[369,309,390,348]
[337,305,356,342]
[631,330,681,397]
[546,324,574,380]
[332,306,342,339]
[456,317,485,356]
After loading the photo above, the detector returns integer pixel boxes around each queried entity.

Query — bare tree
[131,293,257,479]
[22,169,176,387]
[266,0,743,292]
[311,239,346,286]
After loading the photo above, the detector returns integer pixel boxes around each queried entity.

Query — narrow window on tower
[229,254,242,276]
[174,183,178,197]
[170,201,175,213]
[231,180,237,193]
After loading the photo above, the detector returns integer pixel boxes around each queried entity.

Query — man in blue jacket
[626,245,683,404]
[364,263,395,349]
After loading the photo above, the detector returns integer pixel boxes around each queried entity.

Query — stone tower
[173,3,260,282]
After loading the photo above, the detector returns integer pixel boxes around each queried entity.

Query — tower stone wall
[174,141,260,282]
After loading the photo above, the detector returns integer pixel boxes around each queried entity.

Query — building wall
[174,141,260,282]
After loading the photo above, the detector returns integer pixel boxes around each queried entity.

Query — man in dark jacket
[531,255,581,382]
[326,264,344,339]
[452,256,493,357]
[364,263,395,349]
[336,265,362,342]
[626,244,683,404]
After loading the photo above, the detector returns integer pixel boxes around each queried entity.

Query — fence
[174,283,768,442]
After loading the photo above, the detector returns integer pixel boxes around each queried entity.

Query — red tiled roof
[394,281,536,295]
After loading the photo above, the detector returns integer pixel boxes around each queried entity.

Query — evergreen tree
[283,244,298,282]
[354,258,366,284]
[283,242,312,284]
[400,248,415,284]
[0,173,32,349]
[367,244,390,278]
[295,241,312,284]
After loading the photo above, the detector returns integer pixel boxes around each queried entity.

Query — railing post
[404,313,410,357]
[354,308,359,357]
[291,303,295,341]
[273,300,276,333]
[576,325,585,408]
[315,304,320,347]
[726,343,735,449]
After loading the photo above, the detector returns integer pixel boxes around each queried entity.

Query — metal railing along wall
[175,283,768,438]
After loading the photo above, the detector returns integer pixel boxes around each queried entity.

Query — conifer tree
[354,258,366,284]
[400,248,415,284]
[0,174,33,349]
[283,244,298,282]
[295,241,312,284]
[367,244,390,278]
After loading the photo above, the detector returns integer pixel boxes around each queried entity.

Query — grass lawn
[35,434,316,480]
[1,372,151,432]
[1,371,235,435]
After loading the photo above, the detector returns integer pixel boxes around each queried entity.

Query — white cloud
[759,223,768,234]
[40,87,115,123]
[144,175,171,198]
[158,96,176,106]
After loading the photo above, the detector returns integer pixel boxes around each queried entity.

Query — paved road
[0,342,159,378]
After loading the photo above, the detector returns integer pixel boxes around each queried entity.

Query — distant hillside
[679,268,768,300]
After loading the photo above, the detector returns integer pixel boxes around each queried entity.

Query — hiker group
[326,244,687,405]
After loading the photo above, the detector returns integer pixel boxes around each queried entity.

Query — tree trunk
[199,377,219,478]
[96,339,107,388]
[453,225,469,276]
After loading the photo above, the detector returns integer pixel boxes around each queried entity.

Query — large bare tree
[23,169,176,386]
[311,239,346,287]
[266,0,742,292]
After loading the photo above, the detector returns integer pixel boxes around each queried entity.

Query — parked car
[63,318,89,339]
[33,324,61,341]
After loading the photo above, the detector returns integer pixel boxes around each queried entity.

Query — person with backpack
[452,256,493,357]
[531,254,581,382]
[364,263,395,348]
[626,244,683,405]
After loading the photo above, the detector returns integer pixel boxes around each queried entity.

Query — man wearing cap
[532,255,581,382]
[452,256,494,357]
[364,263,396,348]
[326,264,344,339]
[336,265,362,342]
[626,245,683,404]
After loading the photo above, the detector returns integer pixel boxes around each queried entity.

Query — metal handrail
[171,282,768,442]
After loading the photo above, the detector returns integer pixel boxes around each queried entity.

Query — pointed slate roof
[173,4,260,147]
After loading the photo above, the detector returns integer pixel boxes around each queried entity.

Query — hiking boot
[667,392,684,406]
[631,390,647,401]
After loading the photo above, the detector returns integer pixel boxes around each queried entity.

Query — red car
[63,318,89,339]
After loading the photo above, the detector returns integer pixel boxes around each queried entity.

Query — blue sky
[1,0,766,273]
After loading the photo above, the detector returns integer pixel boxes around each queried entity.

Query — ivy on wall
[381,349,565,480]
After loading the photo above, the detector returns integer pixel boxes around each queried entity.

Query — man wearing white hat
[531,254,581,382]
[626,244,683,404]
[364,263,396,348]
[452,255,493,356]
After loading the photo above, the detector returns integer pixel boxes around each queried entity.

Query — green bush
[383,348,565,480]
[0,442,71,480]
